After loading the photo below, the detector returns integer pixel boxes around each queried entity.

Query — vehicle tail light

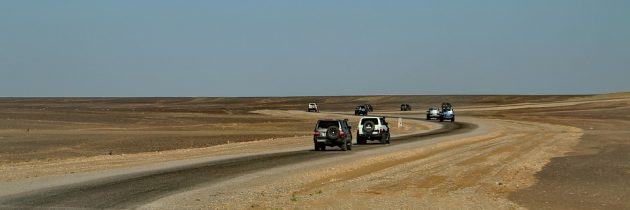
[313,130,320,136]
[339,129,345,137]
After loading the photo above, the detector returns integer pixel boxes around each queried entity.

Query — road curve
[0,121,475,209]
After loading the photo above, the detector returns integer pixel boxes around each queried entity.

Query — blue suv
[439,102,455,122]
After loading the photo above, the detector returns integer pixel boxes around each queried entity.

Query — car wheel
[347,142,352,150]
[381,134,390,144]
[326,126,339,140]
[314,143,319,151]
[363,121,375,133]
[451,117,455,122]
[341,140,348,151]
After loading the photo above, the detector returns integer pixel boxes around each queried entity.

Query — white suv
[307,103,318,112]
[357,116,390,144]
[426,107,440,120]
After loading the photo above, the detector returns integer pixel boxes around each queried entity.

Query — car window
[317,121,338,129]
[360,118,378,125]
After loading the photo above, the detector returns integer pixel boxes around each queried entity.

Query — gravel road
[0,119,471,209]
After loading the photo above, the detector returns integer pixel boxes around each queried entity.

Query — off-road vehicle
[357,116,390,144]
[426,107,440,120]
[441,102,452,110]
[313,119,353,151]
[400,104,412,111]
[439,104,455,122]
[307,103,318,112]
[355,105,368,116]
[364,104,374,112]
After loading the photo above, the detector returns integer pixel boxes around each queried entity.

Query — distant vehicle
[439,103,455,122]
[364,104,374,112]
[426,107,440,120]
[441,102,452,111]
[355,105,368,116]
[307,103,318,112]
[357,116,390,144]
[313,119,353,151]
[400,104,412,111]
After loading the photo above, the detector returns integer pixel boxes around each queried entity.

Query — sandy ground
[142,93,630,209]
[141,117,582,209]
[1,93,629,209]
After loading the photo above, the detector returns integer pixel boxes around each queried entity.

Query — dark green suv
[313,119,353,151]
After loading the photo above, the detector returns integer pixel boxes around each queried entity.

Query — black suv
[364,104,374,112]
[355,106,368,116]
[400,104,411,111]
[313,119,353,151]
[441,102,452,110]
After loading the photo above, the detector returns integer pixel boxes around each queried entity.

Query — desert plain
[0,93,629,209]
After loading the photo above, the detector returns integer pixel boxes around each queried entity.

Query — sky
[1,1,629,97]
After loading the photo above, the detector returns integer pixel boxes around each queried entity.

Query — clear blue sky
[1,1,629,97]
